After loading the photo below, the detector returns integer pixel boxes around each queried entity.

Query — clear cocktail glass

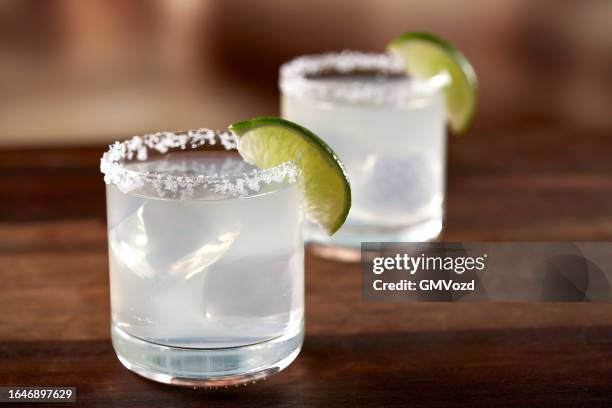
[280,52,447,253]
[100,129,304,386]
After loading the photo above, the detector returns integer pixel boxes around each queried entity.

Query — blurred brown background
[1,0,611,147]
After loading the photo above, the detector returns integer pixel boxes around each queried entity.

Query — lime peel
[229,117,351,235]
[388,31,478,133]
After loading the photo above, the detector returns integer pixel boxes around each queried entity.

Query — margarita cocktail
[282,52,445,246]
[101,118,350,386]
[101,129,304,386]
[280,33,477,251]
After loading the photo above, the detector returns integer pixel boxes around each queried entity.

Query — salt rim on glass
[100,129,299,200]
[279,50,445,105]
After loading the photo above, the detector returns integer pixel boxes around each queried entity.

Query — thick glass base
[111,323,304,387]
[306,212,443,261]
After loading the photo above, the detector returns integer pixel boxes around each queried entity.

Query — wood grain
[1,126,612,406]
[2,327,612,408]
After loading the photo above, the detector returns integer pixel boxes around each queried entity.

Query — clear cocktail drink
[101,130,304,386]
[281,52,446,249]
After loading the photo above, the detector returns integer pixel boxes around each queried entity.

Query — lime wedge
[388,32,478,133]
[229,117,351,235]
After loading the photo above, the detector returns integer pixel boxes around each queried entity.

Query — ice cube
[350,154,437,222]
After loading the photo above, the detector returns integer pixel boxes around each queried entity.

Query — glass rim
[100,129,299,200]
[279,50,445,105]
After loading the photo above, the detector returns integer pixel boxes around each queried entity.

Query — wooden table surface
[2,126,612,407]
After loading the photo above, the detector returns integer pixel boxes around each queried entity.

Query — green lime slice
[388,32,478,134]
[229,117,351,235]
